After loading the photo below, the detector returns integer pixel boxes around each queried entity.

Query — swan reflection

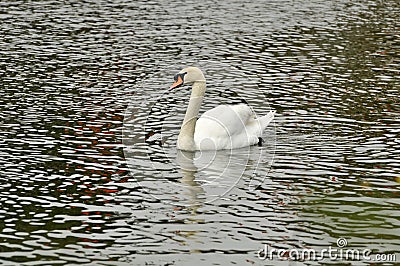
[124,142,270,206]
[174,146,267,205]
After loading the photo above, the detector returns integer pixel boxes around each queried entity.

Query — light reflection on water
[0,0,399,265]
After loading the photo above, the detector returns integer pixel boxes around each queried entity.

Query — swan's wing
[195,103,253,137]
[226,110,275,149]
[227,103,254,125]
[194,104,275,150]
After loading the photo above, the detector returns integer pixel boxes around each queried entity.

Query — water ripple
[0,0,399,265]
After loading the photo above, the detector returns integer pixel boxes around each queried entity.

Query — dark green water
[0,0,399,265]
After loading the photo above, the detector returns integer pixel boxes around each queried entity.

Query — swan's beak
[170,74,184,89]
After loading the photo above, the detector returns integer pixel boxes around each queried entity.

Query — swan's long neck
[177,81,206,151]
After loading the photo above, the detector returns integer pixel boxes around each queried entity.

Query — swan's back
[196,104,252,136]
[194,103,273,150]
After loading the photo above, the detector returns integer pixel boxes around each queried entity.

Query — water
[0,0,399,265]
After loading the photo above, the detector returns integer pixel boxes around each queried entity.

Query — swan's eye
[170,72,187,90]
[174,72,187,82]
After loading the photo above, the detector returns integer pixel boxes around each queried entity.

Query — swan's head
[170,67,205,89]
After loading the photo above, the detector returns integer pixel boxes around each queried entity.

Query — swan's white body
[194,104,274,150]
[170,67,275,151]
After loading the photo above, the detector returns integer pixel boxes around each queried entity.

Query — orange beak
[170,75,184,90]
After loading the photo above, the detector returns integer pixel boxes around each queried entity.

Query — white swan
[170,67,275,151]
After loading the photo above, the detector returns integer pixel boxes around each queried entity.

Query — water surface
[0,0,399,265]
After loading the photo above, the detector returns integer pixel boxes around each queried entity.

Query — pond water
[0,0,399,265]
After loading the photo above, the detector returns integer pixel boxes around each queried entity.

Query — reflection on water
[0,0,399,265]
[125,145,273,206]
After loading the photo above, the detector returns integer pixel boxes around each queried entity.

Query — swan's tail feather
[258,110,275,130]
